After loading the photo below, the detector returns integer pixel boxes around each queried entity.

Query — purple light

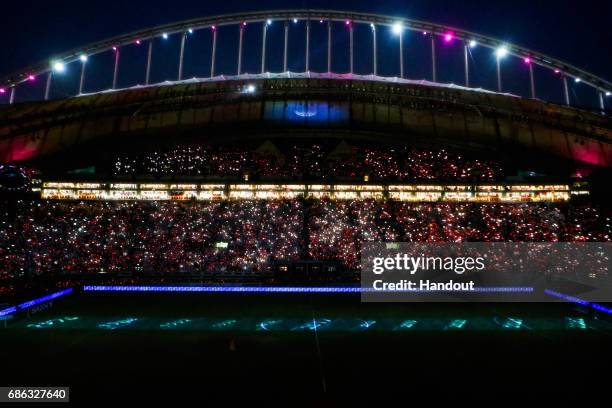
[242,21,247,27]
[0,88,5,94]
[135,39,141,45]
[443,32,454,43]
[112,46,117,51]
[345,20,351,26]
[211,25,216,31]
[554,69,561,74]
[28,75,35,81]
[524,57,531,64]
[422,31,427,35]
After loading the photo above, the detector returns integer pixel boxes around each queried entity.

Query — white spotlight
[266,19,272,25]
[392,22,403,35]
[469,40,477,48]
[79,55,88,63]
[162,33,169,39]
[52,61,65,73]
[495,46,508,58]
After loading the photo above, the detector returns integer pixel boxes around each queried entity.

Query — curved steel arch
[1,9,610,94]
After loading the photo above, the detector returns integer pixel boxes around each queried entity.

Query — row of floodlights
[0,19,610,97]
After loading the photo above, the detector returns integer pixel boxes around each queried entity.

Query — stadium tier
[1,200,609,287]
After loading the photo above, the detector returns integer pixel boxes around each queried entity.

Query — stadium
[1,5,611,401]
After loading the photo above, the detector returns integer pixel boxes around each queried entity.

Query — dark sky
[2,0,611,107]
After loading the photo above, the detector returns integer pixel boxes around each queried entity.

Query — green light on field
[27,316,79,329]
[359,320,376,330]
[502,318,523,329]
[445,319,467,330]
[212,319,237,329]
[98,317,138,330]
[257,319,283,331]
[292,318,331,331]
[394,320,418,330]
[160,318,192,329]
[566,317,587,330]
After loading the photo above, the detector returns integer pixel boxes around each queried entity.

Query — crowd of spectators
[112,143,504,181]
[1,199,609,287]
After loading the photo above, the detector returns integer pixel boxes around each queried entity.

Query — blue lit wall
[264,101,349,126]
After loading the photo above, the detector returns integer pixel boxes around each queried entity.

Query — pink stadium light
[0,88,5,94]
[28,75,35,81]
[211,25,216,31]
[554,69,561,74]
[523,57,532,64]
[112,46,117,51]
[443,32,454,43]
[345,20,351,26]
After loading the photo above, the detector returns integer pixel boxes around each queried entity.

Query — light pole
[210,26,217,77]
[78,55,88,95]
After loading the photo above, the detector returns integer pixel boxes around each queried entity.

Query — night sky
[2,0,611,108]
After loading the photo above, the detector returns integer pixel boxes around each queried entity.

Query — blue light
[591,303,612,314]
[0,288,73,319]
[544,289,612,315]
[0,306,17,318]
[83,285,361,293]
[544,289,589,306]
[17,288,74,310]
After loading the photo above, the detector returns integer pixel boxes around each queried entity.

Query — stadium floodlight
[293,18,298,23]
[370,23,375,30]
[523,57,531,64]
[469,40,477,48]
[392,22,403,35]
[266,19,272,25]
[495,46,508,59]
[188,28,193,34]
[162,33,169,39]
[606,91,611,97]
[28,75,35,81]
[574,77,581,83]
[52,61,65,73]
[79,54,88,63]
[135,39,141,45]
[443,32,454,43]
[0,88,5,94]
[244,84,256,93]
